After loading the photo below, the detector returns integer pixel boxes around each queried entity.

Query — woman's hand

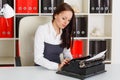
[58,58,71,70]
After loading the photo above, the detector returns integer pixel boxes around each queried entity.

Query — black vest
[44,42,63,63]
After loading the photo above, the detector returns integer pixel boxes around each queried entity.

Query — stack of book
[74,17,88,37]
[0,17,14,38]
[16,0,38,13]
[89,40,106,57]
[41,0,63,13]
[70,40,84,58]
[90,0,110,13]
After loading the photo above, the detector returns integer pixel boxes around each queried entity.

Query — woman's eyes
[62,17,70,22]
[62,17,66,20]
[67,19,71,22]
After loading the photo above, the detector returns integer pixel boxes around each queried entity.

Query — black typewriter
[56,50,107,80]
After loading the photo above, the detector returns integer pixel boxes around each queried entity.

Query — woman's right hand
[58,58,70,70]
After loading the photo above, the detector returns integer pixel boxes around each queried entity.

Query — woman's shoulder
[37,21,51,31]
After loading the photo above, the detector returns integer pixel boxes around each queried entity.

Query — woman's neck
[52,20,60,35]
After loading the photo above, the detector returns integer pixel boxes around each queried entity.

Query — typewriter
[56,50,107,80]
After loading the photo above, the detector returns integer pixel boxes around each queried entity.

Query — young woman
[34,3,76,70]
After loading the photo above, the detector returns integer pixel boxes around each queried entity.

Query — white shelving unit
[0,0,112,66]
[65,0,112,63]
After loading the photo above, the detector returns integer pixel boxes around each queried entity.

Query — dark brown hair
[53,3,76,49]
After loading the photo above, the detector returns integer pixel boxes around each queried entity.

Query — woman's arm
[57,48,73,70]
[63,48,73,59]
[34,26,58,70]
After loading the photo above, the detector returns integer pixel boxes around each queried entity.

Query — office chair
[18,16,52,66]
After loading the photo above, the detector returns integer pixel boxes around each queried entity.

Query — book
[31,0,38,13]
[53,0,63,12]
[104,0,110,13]
[90,0,99,13]
[74,17,87,37]
[100,0,104,13]
[16,0,23,13]
[41,0,63,13]
[89,40,107,57]
[71,40,84,58]
[6,17,14,38]
[95,0,100,13]
[41,0,52,13]
[16,0,38,13]
[90,0,111,13]
[0,17,13,38]
[0,17,7,37]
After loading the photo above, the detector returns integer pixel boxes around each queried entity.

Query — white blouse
[34,21,73,70]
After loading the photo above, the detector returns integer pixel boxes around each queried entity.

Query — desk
[0,64,119,80]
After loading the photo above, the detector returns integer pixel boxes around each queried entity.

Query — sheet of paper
[86,50,107,61]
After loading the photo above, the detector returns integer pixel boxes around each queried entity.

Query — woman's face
[54,11,73,29]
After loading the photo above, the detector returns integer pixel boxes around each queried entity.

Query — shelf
[74,37,88,40]
[0,38,15,40]
[89,13,112,16]
[89,37,112,39]
[64,0,88,13]
[75,13,88,16]
[16,13,39,16]
[0,57,15,66]
[88,15,112,37]
[0,40,15,66]
[104,60,111,64]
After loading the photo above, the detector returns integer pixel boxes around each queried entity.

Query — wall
[112,0,120,64]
